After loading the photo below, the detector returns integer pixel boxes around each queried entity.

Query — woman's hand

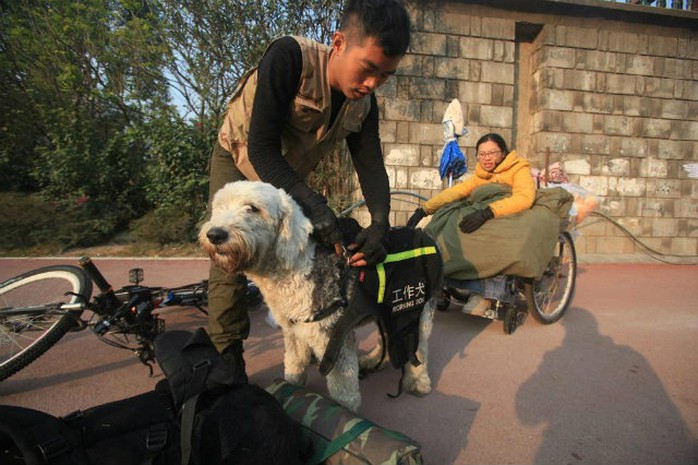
[459,207,494,233]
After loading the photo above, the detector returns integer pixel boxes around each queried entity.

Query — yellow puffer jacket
[423,150,536,217]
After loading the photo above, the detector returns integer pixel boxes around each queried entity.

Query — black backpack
[0,328,304,465]
[153,328,305,465]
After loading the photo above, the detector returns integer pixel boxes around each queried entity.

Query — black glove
[406,208,427,229]
[458,207,494,234]
[288,183,342,248]
[349,221,388,266]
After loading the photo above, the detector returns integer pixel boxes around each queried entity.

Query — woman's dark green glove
[458,207,494,233]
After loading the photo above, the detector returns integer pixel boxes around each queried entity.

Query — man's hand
[308,202,343,248]
[458,207,494,234]
[347,221,387,267]
[288,184,342,249]
[406,208,427,228]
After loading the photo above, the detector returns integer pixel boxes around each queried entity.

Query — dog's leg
[359,342,384,372]
[359,323,387,371]
[402,300,435,397]
[283,332,311,387]
[325,332,361,412]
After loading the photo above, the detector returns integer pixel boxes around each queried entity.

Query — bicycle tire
[0,265,92,381]
[524,232,577,324]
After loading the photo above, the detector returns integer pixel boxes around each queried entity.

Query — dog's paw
[402,371,431,397]
[284,372,307,387]
[332,391,361,413]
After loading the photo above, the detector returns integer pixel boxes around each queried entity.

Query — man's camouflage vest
[218,36,372,180]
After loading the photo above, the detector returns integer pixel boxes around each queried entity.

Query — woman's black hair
[475,133,509,155]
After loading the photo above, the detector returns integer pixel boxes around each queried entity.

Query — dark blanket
[424,184,573,280]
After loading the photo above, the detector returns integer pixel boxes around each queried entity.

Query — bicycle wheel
[524,232,577,324]
[0,265,92,381]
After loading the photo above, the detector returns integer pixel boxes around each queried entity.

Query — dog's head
[199,181,313,274]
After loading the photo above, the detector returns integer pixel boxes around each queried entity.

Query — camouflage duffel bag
[265,379,423,465]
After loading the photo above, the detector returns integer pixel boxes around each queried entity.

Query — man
[206,0,411,382]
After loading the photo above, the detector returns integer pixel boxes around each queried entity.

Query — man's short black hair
[340,0,411,57]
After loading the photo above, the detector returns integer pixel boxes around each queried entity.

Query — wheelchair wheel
[524,231,576,324]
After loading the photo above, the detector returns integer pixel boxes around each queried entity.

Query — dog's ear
[275,190,313,265]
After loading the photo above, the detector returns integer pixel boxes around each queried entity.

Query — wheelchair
[437,230,577,334]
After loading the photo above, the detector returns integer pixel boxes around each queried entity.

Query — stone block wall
[361,0,698,261]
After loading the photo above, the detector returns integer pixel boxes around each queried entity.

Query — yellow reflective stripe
[376,246,437,303]
[383,246,437,264]
[376,263,386,303]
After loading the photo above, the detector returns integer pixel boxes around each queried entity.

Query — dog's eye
[245,204,260,214]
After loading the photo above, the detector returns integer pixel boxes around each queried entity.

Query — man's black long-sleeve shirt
[246,36,390,222]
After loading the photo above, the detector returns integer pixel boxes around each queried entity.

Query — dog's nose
[206,227,229,245]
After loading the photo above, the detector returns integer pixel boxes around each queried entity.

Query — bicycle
[0,256,210,382]
[341,190,577,335]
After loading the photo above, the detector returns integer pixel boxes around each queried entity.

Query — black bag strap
[154,328,237,465]
[179,358,212,465]
[179,397,198,465]
[141,423,170,465]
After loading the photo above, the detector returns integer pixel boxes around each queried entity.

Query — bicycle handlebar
[78,256,123,314]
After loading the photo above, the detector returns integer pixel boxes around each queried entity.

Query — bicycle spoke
[0,266,91,381]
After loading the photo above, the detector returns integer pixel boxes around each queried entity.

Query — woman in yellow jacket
[408,132,535,231]
[406,132,536,313]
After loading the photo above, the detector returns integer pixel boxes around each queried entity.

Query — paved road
[1,257,697,464]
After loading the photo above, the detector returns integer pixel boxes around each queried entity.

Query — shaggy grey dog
[199,180,434,411]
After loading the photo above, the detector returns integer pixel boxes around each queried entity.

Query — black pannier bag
[0,387,177,465]
[0,328,305,465]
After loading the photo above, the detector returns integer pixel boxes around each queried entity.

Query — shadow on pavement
[0,356,144,396]
[516,306,698,465]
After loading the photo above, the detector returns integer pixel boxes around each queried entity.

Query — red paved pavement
[1,257,697,464]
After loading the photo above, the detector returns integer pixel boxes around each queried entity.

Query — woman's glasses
[477,150,502,159]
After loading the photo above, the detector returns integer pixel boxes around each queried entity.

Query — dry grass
[1,242,206,258]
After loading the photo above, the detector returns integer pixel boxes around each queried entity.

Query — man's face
[329,31,402,100]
